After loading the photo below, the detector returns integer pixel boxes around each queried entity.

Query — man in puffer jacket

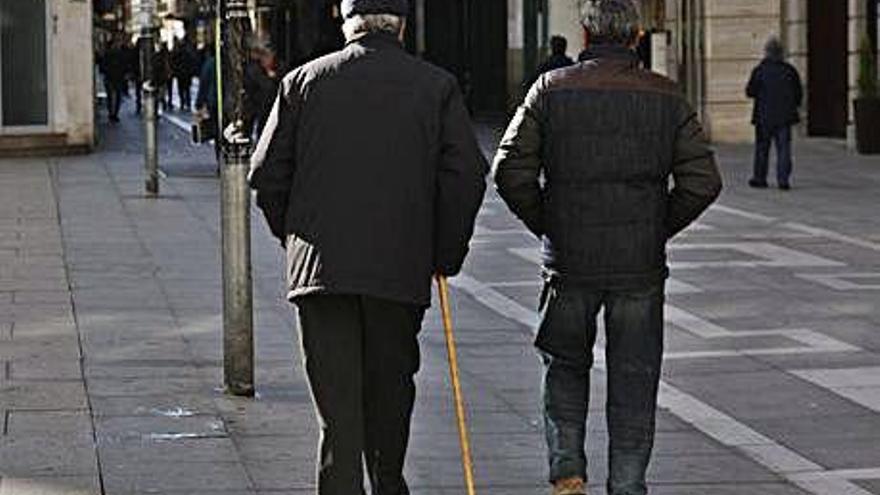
[493,1,722,494]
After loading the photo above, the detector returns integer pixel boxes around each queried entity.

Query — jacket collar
[346,32,404,50]
[578,44,638,64]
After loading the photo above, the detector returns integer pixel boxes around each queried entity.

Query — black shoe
[109,115,120,123]
[779,183,791,191]
[748,179,769,189]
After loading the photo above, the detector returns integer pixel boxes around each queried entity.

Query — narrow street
[1,102,880,494]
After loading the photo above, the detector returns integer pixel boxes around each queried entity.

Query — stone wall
[847,0,872,148]
[52,0,96,149]
[548,0,583,58]
[702,0,781,142]
[783,0,808,130]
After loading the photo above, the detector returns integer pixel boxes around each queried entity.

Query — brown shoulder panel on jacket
[543,59,682,99]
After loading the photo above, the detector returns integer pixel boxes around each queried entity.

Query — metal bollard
[221,142,254,397]
[221,0,255,397]
[139,7,159,196]
[143,79,159,196]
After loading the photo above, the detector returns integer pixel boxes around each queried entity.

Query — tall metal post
[139,0,159,196]
[221,0,255,397]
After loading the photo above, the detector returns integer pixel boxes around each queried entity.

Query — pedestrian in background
[746,36,803,190]
[194,45,221,168]
[493,1,722,494]
[154,43,172,112]
[248,0,488,493]
[172,35,199,111]
[98,37,127,123]
[245,44,287,136]
[125,38,143,115]
[536,35,575,78]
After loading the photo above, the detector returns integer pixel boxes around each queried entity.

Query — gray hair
[579,0,641,46]
[764,36,785,61]
[342,14,405,40]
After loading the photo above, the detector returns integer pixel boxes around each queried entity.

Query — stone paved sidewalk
[0,158,100,494]
[2,101,880,494]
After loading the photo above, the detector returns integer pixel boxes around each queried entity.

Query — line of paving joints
[91,138,262,491]
[712,203,880,254]
[451,272,876,495]
[48,158,107,495]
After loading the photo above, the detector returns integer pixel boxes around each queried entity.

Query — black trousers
[104,78,123,119]
[177,76,192,110]
[294,294,425,495]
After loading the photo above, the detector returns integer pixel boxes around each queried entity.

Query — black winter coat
[249,33,488,306]
[746,58,803,129]
[493,46,722,288]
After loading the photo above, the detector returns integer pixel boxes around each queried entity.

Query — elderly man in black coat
[746,36,803,190]
[248,0,488,493]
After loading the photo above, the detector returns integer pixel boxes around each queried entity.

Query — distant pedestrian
[172,36,199,111]
[125,39,142,114]
[536,35,575,77]
[154,43,172,111]
[195,45,220,167]
[248,0,488,493]
[245,45,287,136]
[493,1,722,494]
[98,38,127,123]
[746,36,803,190]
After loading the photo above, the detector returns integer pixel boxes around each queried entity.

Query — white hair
[342,14,405,41]
[579,0,641,46]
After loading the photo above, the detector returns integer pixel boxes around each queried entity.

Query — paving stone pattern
[1,103,880,494]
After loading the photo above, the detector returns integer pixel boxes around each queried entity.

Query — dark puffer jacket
[493,45,722,289]
[249,32,488,306]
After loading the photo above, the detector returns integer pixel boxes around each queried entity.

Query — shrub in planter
[855,35,880,154]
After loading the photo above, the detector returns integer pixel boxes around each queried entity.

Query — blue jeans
[537,281,665,495]
[753,125,793,186]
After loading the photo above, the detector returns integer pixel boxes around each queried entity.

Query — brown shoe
[552,477,586,495]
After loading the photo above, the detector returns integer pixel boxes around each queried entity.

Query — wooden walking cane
[436,275,478,495]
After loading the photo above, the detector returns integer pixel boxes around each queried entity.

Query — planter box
[855,98,880,155]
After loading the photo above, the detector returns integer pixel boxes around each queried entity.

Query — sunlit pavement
[1,101,880,494]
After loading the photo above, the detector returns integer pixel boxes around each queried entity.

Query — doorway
[807,0,848,137]
[0,0,50,130]
[423,0,508,115]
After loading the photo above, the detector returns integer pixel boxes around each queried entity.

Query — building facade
[411,0,879,143]
[544,0,880,143]
[0,0,94,155]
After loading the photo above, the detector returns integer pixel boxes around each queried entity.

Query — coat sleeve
[666,102,723,238]
[792,66,804,108]
[248,77,299,246]
[492,76,546,238]
[434,80,489,277]
[746,66,760,98]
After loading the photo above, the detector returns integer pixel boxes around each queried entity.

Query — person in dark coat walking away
[746,36,803,190]
[172,36,199,111]
[247,0,488,493]
[493,1,722,494]
[99,37,128,122]
[154,43,172,111]
[124,39,143,114]
[536,35,575,77]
